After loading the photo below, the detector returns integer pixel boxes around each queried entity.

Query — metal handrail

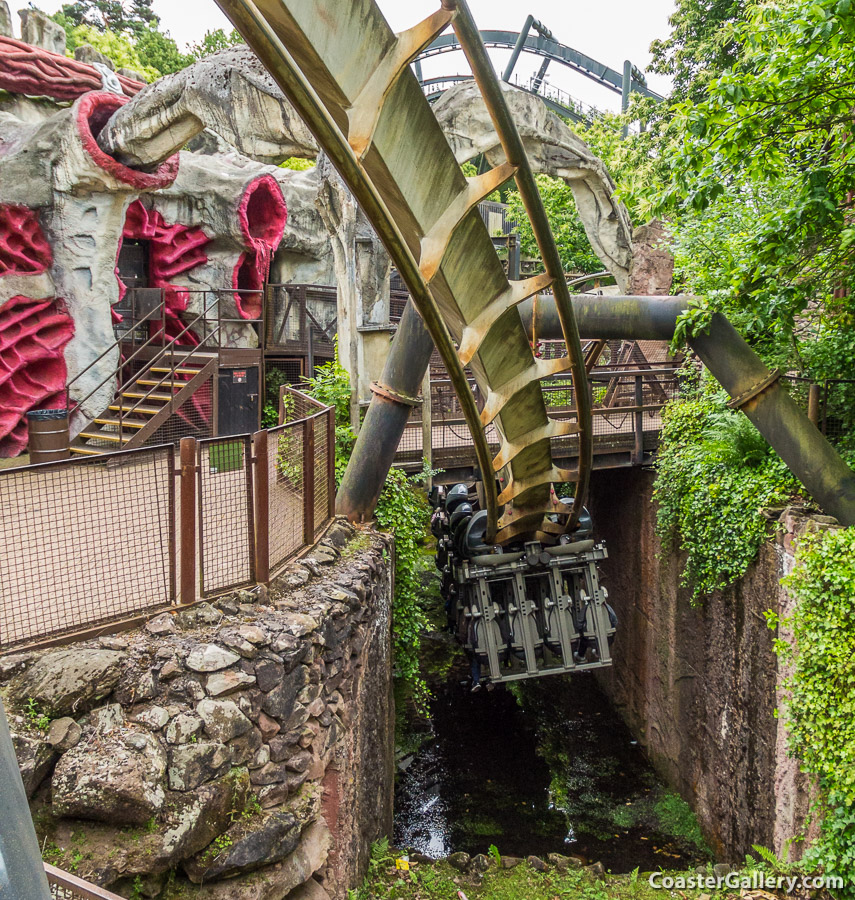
[66,296,167,410]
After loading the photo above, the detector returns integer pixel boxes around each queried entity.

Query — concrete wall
[1,521,394,900]
[588,468,819,862]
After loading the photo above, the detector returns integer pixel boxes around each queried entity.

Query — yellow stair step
[149,366,204,375]
[136,379,185,388]
[121,391,172,401]
[69,446,103,456]
[79,431,130,443]
[94,418,146,429]
[109,404,161,415]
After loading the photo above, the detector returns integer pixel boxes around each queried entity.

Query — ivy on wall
[654,382,798,601]
[770,528,855,892]
[302,346,430,702]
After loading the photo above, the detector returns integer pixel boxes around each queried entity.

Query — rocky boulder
[52,730,166,825]
[190,820,331,899]
[18,8,66,54]
[184,810,301,882]
[167,741,231,792]
[11,733,56,798]
[10,649,125,716]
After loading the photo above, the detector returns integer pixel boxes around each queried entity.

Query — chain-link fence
[0,390,334,653]
[0,446,175,651]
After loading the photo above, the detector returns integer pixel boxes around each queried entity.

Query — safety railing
[66,288,264,447]
[394,364,681,468]
[0,389,334,653]
[46,863,126,899]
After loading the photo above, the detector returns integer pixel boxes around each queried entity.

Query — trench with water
[393,562,712,872]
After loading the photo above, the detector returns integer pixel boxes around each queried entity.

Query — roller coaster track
[215,0,593,545]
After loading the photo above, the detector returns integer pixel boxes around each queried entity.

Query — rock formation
[1,522,395,899]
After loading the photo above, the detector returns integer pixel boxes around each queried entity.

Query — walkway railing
[395,364,682,470]
[45,864,126,900]
[0,388,334,654]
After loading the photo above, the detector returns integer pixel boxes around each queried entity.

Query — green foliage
[301,344,355,483]
[280,157,317,171]
[187,28,245,61]
[654,793,711,855]
[302,345,431,703]
[374,466,432,705]
[649,0,747,102]
[656,0,855,356]
[506,174,602,275]
[654,390,799,601]
[773,527,855,890]
[59,23,161,80]
[57,0,157,35]
[134,27,191,75]
[25,698,50,731]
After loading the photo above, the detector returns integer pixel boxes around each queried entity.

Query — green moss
[654,793,711,856]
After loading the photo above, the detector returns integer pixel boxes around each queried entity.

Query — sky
[7,0,676,110]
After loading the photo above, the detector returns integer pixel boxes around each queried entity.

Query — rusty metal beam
[528,294,855,527]
[337,300,434,522]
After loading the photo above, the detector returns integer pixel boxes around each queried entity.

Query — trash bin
[26,408,70,464]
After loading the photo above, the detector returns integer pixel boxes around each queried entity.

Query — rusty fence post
[633,375,644,465]
[253,430,270,585]
[303,417,316,544]
[179,437,197,606]
[807,383,821,427]
[327,407,336,521]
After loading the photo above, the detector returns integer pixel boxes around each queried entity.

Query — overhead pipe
[336,300,434,522]
[528,294,855,527]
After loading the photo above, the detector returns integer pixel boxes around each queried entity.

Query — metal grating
[197,435,255,597]
[313,413,329,537]
[267,420,305,571]
[0,446,175,651]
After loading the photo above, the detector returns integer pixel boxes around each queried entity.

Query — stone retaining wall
[588,468,824,863]
[0,520,394,900]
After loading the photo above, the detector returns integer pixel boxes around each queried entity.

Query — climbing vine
[654,384,799,601]
[302,346,430,702]
[770,528,855,892]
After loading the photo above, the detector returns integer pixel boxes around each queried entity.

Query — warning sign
[232,370,247,383]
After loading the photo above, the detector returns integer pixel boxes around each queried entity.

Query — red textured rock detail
[118,201,212,422]
[0,204,52,276]
[76,93,179,191]
[233,175,288,320]
[119,199,210,341]
[0,295,74,457]
[0,35,143,101]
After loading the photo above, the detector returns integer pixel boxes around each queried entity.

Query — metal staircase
[216,0,594,546]
[70,351,218,455]
[67,299,221,455]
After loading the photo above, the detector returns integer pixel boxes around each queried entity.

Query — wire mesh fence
[198,436,255,597]
[0,446,175,651]
[780,375,855,445]
[267,419,306,571]
[0,392,335,653]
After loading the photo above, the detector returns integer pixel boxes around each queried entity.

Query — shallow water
[394,664,709,872]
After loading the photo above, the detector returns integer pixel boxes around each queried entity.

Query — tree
[506,174,602,275]
[135,26,191,75]
[58,0,157,35]
[649,0,747,102]
[187,28,244,61]
[659,0,855,357]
